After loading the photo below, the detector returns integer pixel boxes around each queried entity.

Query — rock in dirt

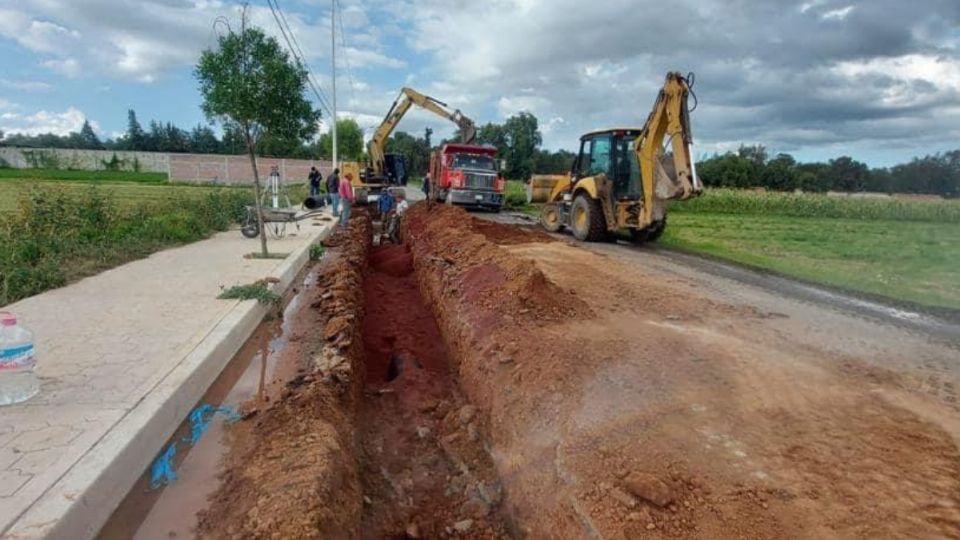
[458,405,477,425]
[405,522,422,538]
[416,426,431,440]
[323,317,350,340]
[609,486,639,509]
[461,496,491,518]
[453,519,474,532]
[623,473,676,507]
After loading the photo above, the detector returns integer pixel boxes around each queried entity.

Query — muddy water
[97,269,318,540]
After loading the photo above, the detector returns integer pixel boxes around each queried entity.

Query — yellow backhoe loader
[531,72,703,242]
[345,87,477,202]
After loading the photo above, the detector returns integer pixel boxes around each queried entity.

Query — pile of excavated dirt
[402,203,960,538]
[404,204,591,329]
[196,217,372,538]
[469,218,556,246]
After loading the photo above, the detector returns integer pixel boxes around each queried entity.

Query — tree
[502,113,541,180]
[125,110,146,150]
[759,153,800,191]
[79,120,103,150]
[826,156,870,192]
[386,131,431,176]
[317,118,364,160]
[189,124,221,154]
[196,18,320,257]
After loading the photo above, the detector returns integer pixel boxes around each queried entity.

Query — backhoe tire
[570,194,607,242]
[629,217,666,244]
[540,203,564,233]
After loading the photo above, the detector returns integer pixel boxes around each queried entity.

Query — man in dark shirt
[326,168,340,217]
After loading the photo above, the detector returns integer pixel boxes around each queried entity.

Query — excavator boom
[368,87,476,178]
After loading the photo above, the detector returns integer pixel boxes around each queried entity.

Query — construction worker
[308,166,322,197]
[387,192,409,243]
[338,172,355,226]
[422,173,432,208]
[326,168,340,217]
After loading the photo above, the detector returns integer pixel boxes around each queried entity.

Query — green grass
[1,184,252,305]
[218,281,280,304]
[671,188,960,223]
[504,180,538,214]
[0,168,168,183]
[661,213,960,310]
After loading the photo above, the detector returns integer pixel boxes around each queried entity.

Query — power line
[335,0,357,104]
[265,0,333,116]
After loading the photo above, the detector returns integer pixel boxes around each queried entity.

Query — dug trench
[195,204,960,539]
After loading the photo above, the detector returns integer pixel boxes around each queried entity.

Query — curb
[4,223,336,540]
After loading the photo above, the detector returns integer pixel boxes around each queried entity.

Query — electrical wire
[266,0,333,116]
[335,0,358,104]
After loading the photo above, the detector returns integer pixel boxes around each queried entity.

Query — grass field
[0,170,262,305]
[662,204,960,311]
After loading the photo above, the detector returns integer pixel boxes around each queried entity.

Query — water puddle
[97,268,318,540]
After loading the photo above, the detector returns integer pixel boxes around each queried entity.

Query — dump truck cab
[430,144,504,210]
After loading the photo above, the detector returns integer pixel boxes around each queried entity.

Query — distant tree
[317,118,364,161]
[533,148,575,174]
[196,20,319,257]
[386,130,431,176]
[758,153,800,191]
[125,110,146,150]
[424,126,432,149]
[796,162,831,192]
[476,122,508,157]
[79,120,103,150]
[502,113,541,180]
[826,156,870,192]
[189,124,221,154]
[697,153,754,188]
[220,124,247,154]
[737,144,768,171]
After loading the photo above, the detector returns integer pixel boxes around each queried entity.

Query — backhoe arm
[368,87,477,175]
[635,72,703,224]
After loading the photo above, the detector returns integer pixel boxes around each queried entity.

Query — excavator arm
[368,87,477,177]
[635,72,703,224]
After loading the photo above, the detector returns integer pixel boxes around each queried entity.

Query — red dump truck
[429,143,504,211]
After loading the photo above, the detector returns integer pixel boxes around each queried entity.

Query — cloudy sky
[0,0,958,166]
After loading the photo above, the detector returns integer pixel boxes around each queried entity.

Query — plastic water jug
[0,311,39,405]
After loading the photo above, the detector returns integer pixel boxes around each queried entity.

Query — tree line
[699,145,960,198]
[4,108,956,197]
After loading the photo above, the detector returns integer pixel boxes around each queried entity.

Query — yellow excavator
[344,87,477,201]
[531,72,703,242]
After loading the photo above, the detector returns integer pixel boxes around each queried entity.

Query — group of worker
[308,165,409,239]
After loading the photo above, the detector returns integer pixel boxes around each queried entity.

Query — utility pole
[331,0,337,172]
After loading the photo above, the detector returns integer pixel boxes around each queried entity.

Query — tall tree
[79,120,103,150]
[189,124,221,154]
[503,113,542,180]
[317,118,364,160]
[125,110,146,150]
[196,19,320,257]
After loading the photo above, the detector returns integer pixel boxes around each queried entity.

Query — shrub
[0,185,252,305]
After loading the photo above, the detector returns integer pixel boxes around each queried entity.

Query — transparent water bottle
[0,311,39,405]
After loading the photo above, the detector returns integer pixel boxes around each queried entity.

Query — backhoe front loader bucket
[527,175,567,203]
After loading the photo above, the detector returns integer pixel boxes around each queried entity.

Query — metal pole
[331,0,337,172]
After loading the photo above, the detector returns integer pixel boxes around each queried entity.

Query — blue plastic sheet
[150,443,177,489]
[183,404,242,446]
[148,403,243,490]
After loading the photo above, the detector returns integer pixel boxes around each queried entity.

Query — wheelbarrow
[240,198,329,239]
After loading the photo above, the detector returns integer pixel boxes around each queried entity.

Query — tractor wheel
[540,203,563,232]
[241,214,260,238]
[569,194,607,242]
[629,217,666,244]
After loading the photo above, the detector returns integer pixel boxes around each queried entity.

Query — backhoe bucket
[527,175,567,203]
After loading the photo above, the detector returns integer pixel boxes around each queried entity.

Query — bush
[0,185,251,305]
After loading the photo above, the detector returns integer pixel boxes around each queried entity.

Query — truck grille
[465,172,496,190]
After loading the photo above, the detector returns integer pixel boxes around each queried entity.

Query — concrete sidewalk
[0,214,335,539]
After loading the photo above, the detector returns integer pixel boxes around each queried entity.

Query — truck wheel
[570,194,607,242]
[241,221,260,238]
[540,203,563,232]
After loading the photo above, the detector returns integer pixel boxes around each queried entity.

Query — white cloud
[0,106,94,136]
[822,5,855,21]
[42,58,81,78]
[0,79,53,91]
